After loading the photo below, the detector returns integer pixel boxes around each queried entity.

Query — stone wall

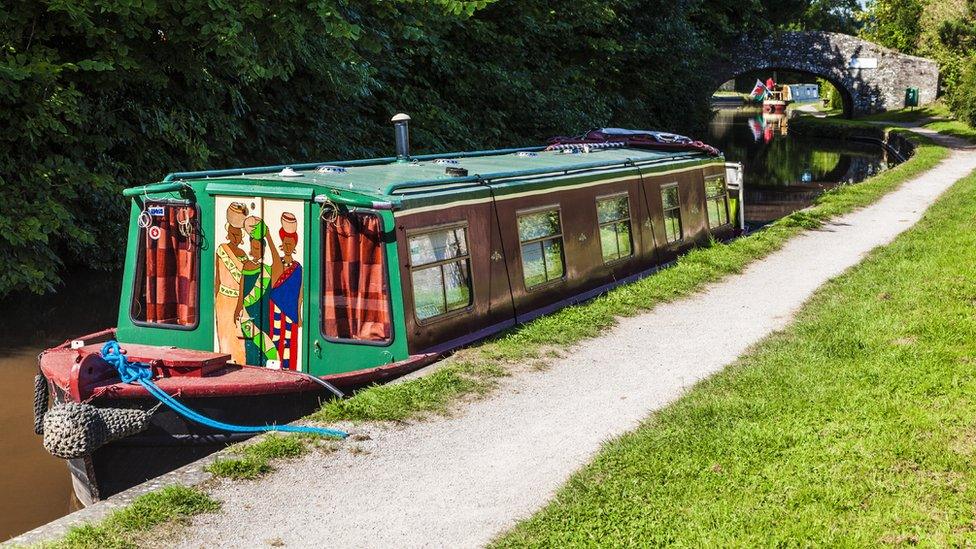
[710,32,939,117]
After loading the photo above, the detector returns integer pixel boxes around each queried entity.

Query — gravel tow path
[176,130,975,549]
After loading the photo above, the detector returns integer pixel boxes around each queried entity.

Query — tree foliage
[859,0,925,53]
[860,0,976,126]
[0,0,811,297]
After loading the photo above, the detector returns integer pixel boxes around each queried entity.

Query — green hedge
[1,0,782,297]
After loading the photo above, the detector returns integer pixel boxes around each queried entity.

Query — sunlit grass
[852,102,976,143]
[314,124,947,423]
[206,433,324,480]
[43,486,218,549]
[855,102,952,123]
[494,167,976,547]
[312,361,506,422]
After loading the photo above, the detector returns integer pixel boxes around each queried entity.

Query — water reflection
[708,107,892,227]
[0,271,120,540]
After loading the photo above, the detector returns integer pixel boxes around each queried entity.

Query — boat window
[130,201,200,328]
[705,176,730,228]
[322,212,392,343]
[596,193,633,263]
[408,224,473,322]
[661,184,683,244]
[517,207,565,288]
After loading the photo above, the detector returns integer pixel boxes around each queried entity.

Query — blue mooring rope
[100,340,347,439]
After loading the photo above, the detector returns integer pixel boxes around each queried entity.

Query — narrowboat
[35,116,743,504]
[761,84,792,114]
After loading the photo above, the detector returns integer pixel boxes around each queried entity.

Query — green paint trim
[385,153,708,195]
[306,206,408,377]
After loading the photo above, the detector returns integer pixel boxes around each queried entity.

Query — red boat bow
[39,329,322,402]
[38,328,440,404]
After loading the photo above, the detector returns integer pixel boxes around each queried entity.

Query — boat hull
[763,99,788,114]
[48,381,326,503]
[37,332,436,504]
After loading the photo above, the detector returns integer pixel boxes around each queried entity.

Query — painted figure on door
[268,212,303,370]
[239,216,278,366]
[214,202,249,365]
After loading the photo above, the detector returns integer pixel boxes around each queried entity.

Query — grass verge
[855,102,951,123]
[206,433,328,480]
[493,163,976,547]
[854,103,976,142]
[311,122,948,424]
[41,485,218,549]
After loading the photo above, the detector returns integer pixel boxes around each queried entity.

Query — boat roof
[164,146,715,203]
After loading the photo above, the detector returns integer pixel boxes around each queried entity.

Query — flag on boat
[749,79,767,101]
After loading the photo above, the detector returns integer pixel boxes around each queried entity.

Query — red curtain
[323,213,391,341]
[144,205,198,325]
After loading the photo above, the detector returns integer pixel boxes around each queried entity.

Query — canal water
[0,106,893,541]
[0,272,120,540]
[707,106,892,228]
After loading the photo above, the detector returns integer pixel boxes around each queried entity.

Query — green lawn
[494,169,976,546]
[312,124,947,424]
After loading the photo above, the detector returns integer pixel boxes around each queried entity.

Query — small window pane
[708,200,721,227]
[443,261,472,312]
[616,221,632,257]
[707,197,729,227]
[411,267,446,320]
[597,195,629,224]
[705,177,726,197]
[409,227,468,266]
[521,241,547,288]
[662,186,680,209]
[665,212,682,243]
[413,267,447,320]
[600,224,619,261]
[543,239,564,280]
[518,209,561,242]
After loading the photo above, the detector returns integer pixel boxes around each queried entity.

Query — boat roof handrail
[385,153,694,195]
[156,146,547,184]
[122,147,713,202]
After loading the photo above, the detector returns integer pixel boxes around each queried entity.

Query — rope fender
[33,373,48,435]
[43,401,155,459]
[100,340,348,440]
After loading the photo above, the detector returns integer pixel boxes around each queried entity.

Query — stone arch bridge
[709,31,939,117]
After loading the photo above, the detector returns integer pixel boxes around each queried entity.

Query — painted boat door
[213,196,309,372]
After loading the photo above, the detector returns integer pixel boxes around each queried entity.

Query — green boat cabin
[118,128,741,381]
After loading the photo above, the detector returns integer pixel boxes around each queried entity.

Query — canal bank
[10,120,964,547]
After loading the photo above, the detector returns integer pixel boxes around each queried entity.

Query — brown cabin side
[394,162,734,355]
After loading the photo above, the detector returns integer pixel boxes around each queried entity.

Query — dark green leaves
[1,0,802,297]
